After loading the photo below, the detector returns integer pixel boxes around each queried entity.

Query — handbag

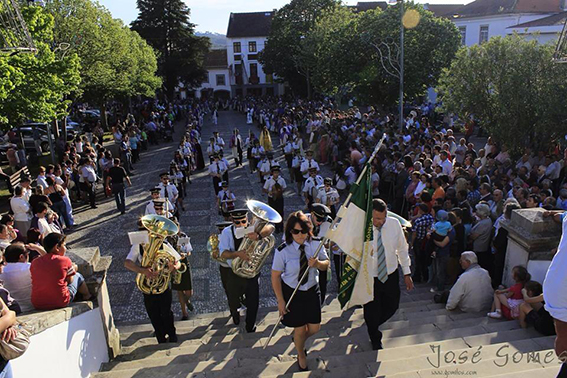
[0,322,31,360]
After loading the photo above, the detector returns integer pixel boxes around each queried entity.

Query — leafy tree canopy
[438,34,567,153]
[131,0,210,101]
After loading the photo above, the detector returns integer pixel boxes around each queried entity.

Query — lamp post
[398,0,404,131]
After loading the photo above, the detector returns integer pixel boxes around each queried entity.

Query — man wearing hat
[157,173,179,211]
[291,148,304,192]
[213,221,233,303]
[250,140,264,174]
[316,177,340,218]
[300,150,320,180]
[217,181,236,221]
[218,152,230,184]
[303,167,324,212]
[146,187,175,215]
[307,204,334,304]
[263,166,287,233]
[152,198,173,219]
[283,138,294,170]
[125,223,182,343]
[219,209,275,332]
[207,137,221,163]
[258,152,280,184]
[209,154,226,196]
[213,131,225,153]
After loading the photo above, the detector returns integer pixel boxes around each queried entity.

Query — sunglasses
[314,215,325,222]
[291,228,308,235]
[233,219,247,225]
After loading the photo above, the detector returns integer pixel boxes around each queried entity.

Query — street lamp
[398,0,404,131]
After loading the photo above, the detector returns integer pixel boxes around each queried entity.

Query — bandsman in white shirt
[258,152,280,184]
[300,150,320,180]
[217,181,236,221]
[305,204,334,305]
[302,168,324,211]
[219,152,230,184]
[206,137,221,163]
[291,148,304,192]
[250,141,264,174]
[209,154,225,195]
[316,177,340,218]
[283,140,294,170]
[213,131,225,152]
[145,187,175,215]
[263,166,287,233]
[157,172,179,208]
[364,199,413,350]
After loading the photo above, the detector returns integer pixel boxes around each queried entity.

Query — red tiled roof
[454,0,562,18]
[226,12,274,38]
[205,49,228,69]
[508,11,567,27]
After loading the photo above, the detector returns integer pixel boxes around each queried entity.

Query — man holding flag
[329,163,413,351]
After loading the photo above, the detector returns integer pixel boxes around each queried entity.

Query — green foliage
[45,0,162,105]
[131,0,210,101]
[259,0,340,96]
[0,5,81,127]
[438,34,567,153]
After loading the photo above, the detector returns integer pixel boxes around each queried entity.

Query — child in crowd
[430,210,452,244]
[487,265,530,319]
[518,280,556,335]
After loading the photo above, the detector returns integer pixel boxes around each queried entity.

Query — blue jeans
[0,362,13,378]
[68,272,85,302]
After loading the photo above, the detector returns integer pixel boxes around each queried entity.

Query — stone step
[67,246,101,278]
[489,365,562,378]
[107,316,526,373]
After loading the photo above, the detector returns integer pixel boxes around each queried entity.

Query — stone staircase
[92,283,562,378]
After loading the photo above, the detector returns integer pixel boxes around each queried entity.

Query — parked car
[11,123,80,154]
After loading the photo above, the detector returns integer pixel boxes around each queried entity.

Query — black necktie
[309,160,312,169]
[216,162,219,173]
[313,224,320,236]
[298,244,308,286]
[164,185,168,198]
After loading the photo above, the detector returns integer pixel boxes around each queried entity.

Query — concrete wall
[12,308,109,377]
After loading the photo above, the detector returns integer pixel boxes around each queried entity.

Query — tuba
[231,200,282,278]
[135,214,186,295]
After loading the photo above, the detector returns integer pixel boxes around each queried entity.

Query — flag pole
[263,134,386,349]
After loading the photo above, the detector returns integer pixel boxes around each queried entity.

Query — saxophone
[231,200,282,278]
[135,214,186,295]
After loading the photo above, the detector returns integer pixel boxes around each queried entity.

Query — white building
[452,0,567,46]
[194,49,231,100]
[225,11,284,97]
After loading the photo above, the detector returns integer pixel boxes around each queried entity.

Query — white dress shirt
[158,182,178,202]
[264,176,287,197]
[272,240,328,290]
[371,217,411,276]
[219,224,241,268]
[10,196,31,222]
[300,159,320,178]
[544,213,567,322]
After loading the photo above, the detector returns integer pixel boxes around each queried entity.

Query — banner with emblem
[329,163,375,309]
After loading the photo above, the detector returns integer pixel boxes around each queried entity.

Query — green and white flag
[329,163,375,309]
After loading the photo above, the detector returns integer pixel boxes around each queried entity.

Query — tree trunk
[61,116,67,142]
[100,104,108,131]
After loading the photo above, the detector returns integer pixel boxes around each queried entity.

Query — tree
[438,34,567,153]
[45,0,161,126]
[259,0,339,97]
[131,0,210,101]
[0,4,81,127]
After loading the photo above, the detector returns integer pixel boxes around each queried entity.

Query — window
[233,42,241,53]
[459,26,466,45]
[479,25,489,44]
[249,63,258,78]
[216,74,226,86]
[248,41,257,53]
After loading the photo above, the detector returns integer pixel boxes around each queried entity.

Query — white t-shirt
[544,212,567,322]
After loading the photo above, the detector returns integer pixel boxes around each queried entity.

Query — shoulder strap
[277,242,287,252]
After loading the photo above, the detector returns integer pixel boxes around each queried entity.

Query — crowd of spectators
[228,95,565,338]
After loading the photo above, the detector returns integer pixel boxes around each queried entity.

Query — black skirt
[281,280,321,327]
[172,256,192,291]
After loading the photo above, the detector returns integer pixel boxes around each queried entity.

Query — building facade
[225,11,284,98]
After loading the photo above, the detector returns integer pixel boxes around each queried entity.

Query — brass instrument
[135,214,186,295]
[231,200,283,278]
[208,233,226,263]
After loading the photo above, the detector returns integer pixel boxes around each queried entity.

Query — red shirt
[509,283,524,300]
[30,253,72,310]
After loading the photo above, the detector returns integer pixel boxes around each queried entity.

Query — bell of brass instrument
[208,233,226,263]
[231,200,283,278]
[136,214,182,295]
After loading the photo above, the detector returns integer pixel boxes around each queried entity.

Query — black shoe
[297,359,308,372]
[372,341,383,350]
[246,326,256,333]
[186,300,194,312]
[181,315,189,321]
[232,312,240,325]
[168,334,178,343]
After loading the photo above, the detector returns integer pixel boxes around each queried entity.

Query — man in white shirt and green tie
[365,199,413,350]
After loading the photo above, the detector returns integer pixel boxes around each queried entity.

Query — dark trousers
[143,289,176,343]
[268,196,284,233]
[557,363,567,378]
[85,182,96,207]
[237,148,243,166]
[318,269,327,305]
[333,253,346,284]
[412,239,429,283]
[434,254,449,292]
[212,177,221,195]
[219,265,230,298]
[363,270,401,347]
[112,183,126,213]
[51,200,71,229]
[227,271,260,331]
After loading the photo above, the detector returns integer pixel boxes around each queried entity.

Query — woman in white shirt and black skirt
[271,211,329,371]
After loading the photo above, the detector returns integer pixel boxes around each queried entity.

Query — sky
[98,0,472,34]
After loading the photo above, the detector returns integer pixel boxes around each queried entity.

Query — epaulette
[312,237,323,242]
[277,243,287,252]
[326,216,333,223]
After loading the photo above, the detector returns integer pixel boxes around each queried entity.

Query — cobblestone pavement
[66,110,338,324]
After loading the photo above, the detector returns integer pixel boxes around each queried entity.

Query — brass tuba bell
[231,200,282,278]
[135,214,184,295]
